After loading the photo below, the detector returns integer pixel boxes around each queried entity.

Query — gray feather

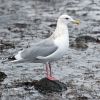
[20,38,58,62]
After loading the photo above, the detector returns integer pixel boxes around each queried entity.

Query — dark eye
[66,18,69,20]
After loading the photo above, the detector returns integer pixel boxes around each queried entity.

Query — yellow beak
[72,19,80,25]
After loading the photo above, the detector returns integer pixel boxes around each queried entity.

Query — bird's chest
[53,35,69,58]
[54,35,69,48]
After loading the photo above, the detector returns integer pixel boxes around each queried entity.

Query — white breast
[53,34,69,59]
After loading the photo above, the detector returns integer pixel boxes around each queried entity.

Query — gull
[8,14,80,80]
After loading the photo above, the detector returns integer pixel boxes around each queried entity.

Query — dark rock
[16,65,23,68]
[0,40,15,50]
[14,23,28,28]
[0,71,7,82]
[33,18,41,24]
[49,23,56,28]
[33,78,67,94]
[76,96,88,100]
[75,36,97,43]
[71,35,100,50]
[7,27,12,31]
[70,42,88,50]
[82,13,88,16]
[75,35,100,44]
[39,0,51,2]
[92,31,100,34]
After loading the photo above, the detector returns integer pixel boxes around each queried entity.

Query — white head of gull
[9,14,80,80]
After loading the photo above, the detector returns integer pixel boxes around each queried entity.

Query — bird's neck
[51,22,68,39]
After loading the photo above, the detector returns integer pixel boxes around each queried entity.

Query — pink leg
[45,62,57,80]
[46,63,49,77]
[49,63,52,77]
